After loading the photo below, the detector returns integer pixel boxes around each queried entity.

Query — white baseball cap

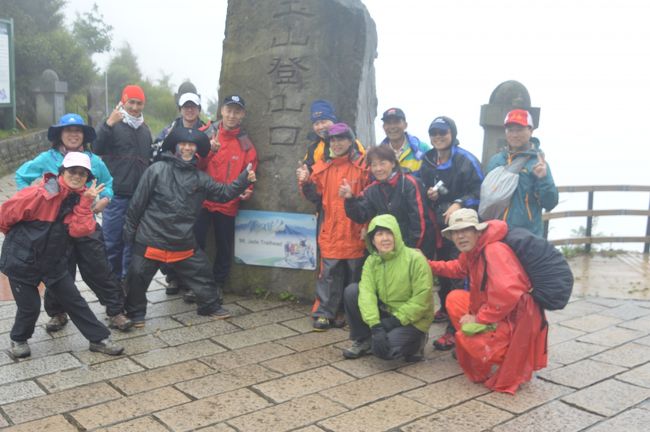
[62,152,92,171]
[178,92,201,108]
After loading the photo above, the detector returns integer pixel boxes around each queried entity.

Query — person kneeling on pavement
[1,152,124,358]
[342,214,433,361]
[122,127,256,327]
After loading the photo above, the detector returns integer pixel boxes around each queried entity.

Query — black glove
[371,325,391,359]
[380,315,401,332]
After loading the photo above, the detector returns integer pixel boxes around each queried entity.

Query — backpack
[481,227,574,310]
[478,155,529,220]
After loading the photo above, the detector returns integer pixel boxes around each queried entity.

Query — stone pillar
[479,80,540,166]
[32,69,68,128]
[87,84,106,129]
[175,81,198,105]
[219,0,377,298]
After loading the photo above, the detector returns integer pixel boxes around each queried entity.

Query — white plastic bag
[479,156,529,220]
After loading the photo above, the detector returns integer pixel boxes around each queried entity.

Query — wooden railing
[542,185,650,254]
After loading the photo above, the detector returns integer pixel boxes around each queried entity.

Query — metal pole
[104,70,109,117]
[644,193,650,254]
[585,191,594,253]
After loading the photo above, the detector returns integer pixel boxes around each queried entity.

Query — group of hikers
[0,83,561,394]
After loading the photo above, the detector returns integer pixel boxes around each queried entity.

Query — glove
[461,322,497,336]
[371,325,391,359]
[380,315,401,332]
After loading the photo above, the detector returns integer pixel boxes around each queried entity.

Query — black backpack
[481,227,574,310]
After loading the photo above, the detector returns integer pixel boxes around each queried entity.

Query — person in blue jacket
[14,113,132,332]
[485,109,558,237]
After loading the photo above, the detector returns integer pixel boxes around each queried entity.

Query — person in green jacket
[342,214,434,361]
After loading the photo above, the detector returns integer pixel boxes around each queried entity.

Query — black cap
[223,94,246,109]
[381,107,406,122]
[161,127,210,157]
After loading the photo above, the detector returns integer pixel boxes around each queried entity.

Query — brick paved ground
[0,172,649,431]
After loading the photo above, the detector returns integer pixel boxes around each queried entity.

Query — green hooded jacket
[358,214,434,333]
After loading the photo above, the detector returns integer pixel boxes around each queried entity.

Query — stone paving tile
[212,323,298,349]
[291,427,326,432]
[0,380,44,404]
[176,364,280,399]
[398,352,464,383]
[236,298,287,312]
[279,316,315,333]
[0,415,7,428]
[74,334,169,365]
[591,342,650,367]
[576,326,646,347]
[261,345,342,375]
[228,393,347,432]
[27,332,88,358]
[587,408,650,432]
[548,339,609,365]
[37,357,144,392]
[2,382,120,424]
[635,334,650,346]
[537,359,626,388]
[601,303,650,320]
[253,365,354,403]
[0,353,80,385]
[155,388,272,431]
[110,317,184,341]
[94,416,170,432]
[0,304,17,319]
[617,314,650,331]
[110,359,215,395]
[157,319,240,346]
[70,386,191,429]
[200,341,294,371]
[401,399,512,432]
[196,424,237,432]
[562,379,650,417]
[617,362,650,388]
[276,328,349,352]
[403,375,490,410]
[558,314,623,332]
[227,305,305,329]
[320,371,425,409]
[586,297,627,308]
[547,324,586,346]
[173,303,249,325]
[478,378,573,414]
[330,353,404,378]
[0,415,78,431]
[319,395,431,432]
[547,300,607,320]
[132,340,226,369]
[491,400,602,432]
[0,351,12,365]
[144,298,197,319]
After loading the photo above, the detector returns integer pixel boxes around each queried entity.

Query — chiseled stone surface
[330,352,403,378]
[0,380,45,405]
[548,339,609,365]
[401,400,512,432]
[70,386,191,429]
[93,416,171,432]
[617,362,650,388]
[157,319,240,346]
[591,342,650,367]
[236,298,288,312]
[131,340,226,369]
[211,322,298,349]
[227,394,347,432]
[0,415,78,431]
[537,358,626,388]
[110,360,215,395]
[319,395,433,432]
[398,352,463,383]
[547,324,586,346]
[491,400,602,432]
[261,345,343,375]
[587,408,650,432]
[404,375,490,410]
[276,328,349,352]
[0,353,80,385]
[199,341,294,371]
[477,378,573,414]
[321,371,424,409]
[73,334,169,365]
[37,357,144,392]
[227,306,305,329]
[562,379,650,417]
[576,326,646,347]
[558,313,623,332]
[253,365,354,403]
[155,388,271,431]
[175,364,280,399]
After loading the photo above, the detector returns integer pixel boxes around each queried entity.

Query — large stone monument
[479,80,540,166]
[218,0,377,298]
[32,69,68,128]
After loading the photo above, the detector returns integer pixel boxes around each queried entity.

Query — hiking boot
[312,316,330,331]
[209,306,232,320]
[109,313,133,331]
[183,290,197,303]
[89,338,124,356]
[433,309,449,323]
[165,278,180,295]
[45,313,68,332]
[10,340,31,358]
[342,339,371,359]
[433,332,455,351]
[405,333,428,362]
[132,320,145,329]
[331,313,346,328]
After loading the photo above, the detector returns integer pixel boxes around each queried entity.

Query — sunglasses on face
[430,129,449,137]
[66,167,89,177]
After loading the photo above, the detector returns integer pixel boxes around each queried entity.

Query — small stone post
[32,69,68,128]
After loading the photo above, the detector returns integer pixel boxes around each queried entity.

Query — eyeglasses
[66,167,89,177]
[429,129,449,137]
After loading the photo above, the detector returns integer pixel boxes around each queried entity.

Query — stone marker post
[32,69,68,128]
[218,0,377,298]
[479,80,540,166]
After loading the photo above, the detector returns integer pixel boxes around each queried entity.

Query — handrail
[543,185,650,254]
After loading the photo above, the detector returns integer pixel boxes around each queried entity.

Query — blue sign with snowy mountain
[234,210,317,270]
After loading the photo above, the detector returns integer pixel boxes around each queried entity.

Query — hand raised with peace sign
[532,151,548,179]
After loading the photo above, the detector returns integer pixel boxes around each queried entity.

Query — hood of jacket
[469,220,509,258]
[366,214,405,260]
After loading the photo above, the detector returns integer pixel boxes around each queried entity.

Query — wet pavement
[0,172,649,431]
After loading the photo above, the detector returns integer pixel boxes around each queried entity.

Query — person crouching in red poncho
[428,208,548,394]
